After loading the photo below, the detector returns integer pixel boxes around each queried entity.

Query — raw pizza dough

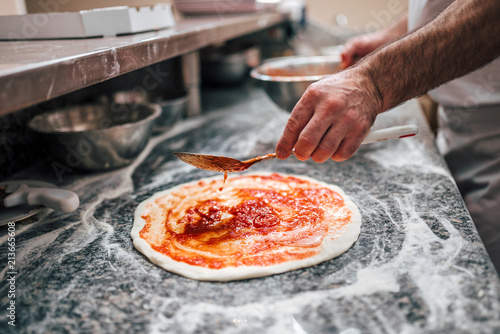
[131,172,361,281]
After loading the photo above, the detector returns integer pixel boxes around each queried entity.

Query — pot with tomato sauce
[250,55,341,112]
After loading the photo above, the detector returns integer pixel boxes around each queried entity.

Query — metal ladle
[174,125,419,173]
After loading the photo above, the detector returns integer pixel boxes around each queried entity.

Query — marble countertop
[1,82,500,333]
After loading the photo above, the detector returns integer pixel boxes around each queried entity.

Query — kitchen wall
[1,0,26,15]
[305,0,408,30]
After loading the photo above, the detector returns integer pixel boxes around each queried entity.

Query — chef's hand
[341,32,388,68]
[275,68,383,163]
[342,12,409,68]
[275,19,408,163]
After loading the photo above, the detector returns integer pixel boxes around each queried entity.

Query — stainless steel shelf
[0,12,288,116]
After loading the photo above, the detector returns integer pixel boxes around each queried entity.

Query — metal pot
[251,55,341,112]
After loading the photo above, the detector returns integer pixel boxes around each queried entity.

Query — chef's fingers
[341,38,363,68]
[341,35,375,68]
[276,91,316,159]
[310,126,343,163]
[293,109,335,160]
[331,130,369,162]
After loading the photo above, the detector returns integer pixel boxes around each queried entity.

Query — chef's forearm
[357,0,500,112]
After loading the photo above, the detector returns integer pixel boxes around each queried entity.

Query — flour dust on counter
[131,172,361,281]
[2,80,500,334]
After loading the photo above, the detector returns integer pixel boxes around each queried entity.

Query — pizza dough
[131,172,361,281]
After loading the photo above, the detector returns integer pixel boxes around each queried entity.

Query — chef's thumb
[340,42,358,69]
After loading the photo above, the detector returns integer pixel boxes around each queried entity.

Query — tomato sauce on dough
[139,174,351,269]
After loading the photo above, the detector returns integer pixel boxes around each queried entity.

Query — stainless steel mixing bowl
[154,94,187,132]
[113,90,187,132]
[250,55,342,112]
[28,103,161,170]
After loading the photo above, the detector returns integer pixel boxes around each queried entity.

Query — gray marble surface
[1,81,500,334]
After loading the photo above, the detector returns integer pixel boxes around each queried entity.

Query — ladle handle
[259,125,418,162]
[362,125,419,145]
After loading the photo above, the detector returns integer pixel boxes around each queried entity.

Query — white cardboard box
[0,4,176,40]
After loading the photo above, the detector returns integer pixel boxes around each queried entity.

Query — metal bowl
[28,103,161,170]
[113,90,187,132]
[153,94,187,132]
[201,45,260,86]
[250,55,342,112]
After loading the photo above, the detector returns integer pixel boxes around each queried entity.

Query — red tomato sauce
[140,174,350,269]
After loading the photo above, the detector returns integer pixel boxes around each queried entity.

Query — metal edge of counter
[0,12,289,117]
